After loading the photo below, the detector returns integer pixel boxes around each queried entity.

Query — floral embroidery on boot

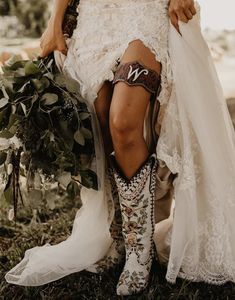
[111,153,157,295]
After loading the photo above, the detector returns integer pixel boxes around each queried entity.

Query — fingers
[184,9,194,20]
[177,11,189,23]
[57,40,68,56]
[39,36,49,58]
[39,38,67,58]
[40,46,67,58]
[39,47,50,58]
[168,0,197,34]
[189,4,197,15]
[169,12,180,34]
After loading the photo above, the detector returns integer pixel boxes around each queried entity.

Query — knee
[110,114,141,149]
[120,39,161,75]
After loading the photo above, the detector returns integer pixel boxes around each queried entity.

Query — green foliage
[0,54,98,220]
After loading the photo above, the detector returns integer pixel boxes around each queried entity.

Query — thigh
[120,39,161,74]
[110,39,161,131]
[110,84,150,132]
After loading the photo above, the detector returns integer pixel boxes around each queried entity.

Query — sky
[198,0,235,30]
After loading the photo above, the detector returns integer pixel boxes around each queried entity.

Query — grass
[1,194,235,300]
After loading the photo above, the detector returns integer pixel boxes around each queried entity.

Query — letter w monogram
[127,65,149,82]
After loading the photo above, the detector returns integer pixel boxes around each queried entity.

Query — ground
[1,195,235,300]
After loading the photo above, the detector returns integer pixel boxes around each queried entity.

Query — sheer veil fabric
[5,2,235,286]
[163,15,235,284]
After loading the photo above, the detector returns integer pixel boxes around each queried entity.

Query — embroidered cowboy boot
[85,165,125,273]
[110,152,157,295]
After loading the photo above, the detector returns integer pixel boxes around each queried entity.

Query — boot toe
[116,269,150,295]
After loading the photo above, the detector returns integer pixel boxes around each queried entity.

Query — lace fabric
[63,0,172,106]
[163,13,235,284]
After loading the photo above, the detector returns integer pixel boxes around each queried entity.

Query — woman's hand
[39,18,68,58]
[168,0,196,33]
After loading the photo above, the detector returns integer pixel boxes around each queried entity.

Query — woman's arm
[50,0,71,28]
[39,0,70,57]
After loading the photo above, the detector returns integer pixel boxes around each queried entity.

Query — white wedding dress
[5,0,235,286]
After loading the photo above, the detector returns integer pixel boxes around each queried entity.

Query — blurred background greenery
[0,0,52,66]
[0,0,50,37]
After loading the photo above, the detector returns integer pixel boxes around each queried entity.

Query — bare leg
[109,39,161,179]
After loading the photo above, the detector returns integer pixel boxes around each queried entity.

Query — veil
[159,14,235,283]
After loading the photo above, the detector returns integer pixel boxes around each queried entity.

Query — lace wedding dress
[5,0,235,286]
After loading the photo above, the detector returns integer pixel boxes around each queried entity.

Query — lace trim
[113,155,155,202]
[64,0,173,106]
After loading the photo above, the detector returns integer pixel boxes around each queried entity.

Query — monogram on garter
[127,65,149,82]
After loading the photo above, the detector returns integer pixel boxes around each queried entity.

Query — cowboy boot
[110,153,157,295]
[85,165,125,273]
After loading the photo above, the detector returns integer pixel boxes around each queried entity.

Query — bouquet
[0,0,98,221]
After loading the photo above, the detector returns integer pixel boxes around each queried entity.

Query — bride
[5,0,235,295]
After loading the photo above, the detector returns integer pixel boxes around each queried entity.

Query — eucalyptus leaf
[7,113,18,130]
[79,112,90,120]
[80,127,92,139]
[14,68,25,77]
[4,55,23,68]
[40,77,50,89]
[24,61,40,76]
[8,124,18,135]
[54,73,67,88]
[4,59,26,71]
[0,98,8,109]
[1,86,9,99]
[31,77,50,93]
[74,129,85,146]
[65,77,80,94]
[4,184,13,204]
[20,103,27,116]
[57,171,72,188]
[44,72,54,80]
[17,81,30,93]
[41,93,58,105]
[2,80,13,97]
[0,130,14,139]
